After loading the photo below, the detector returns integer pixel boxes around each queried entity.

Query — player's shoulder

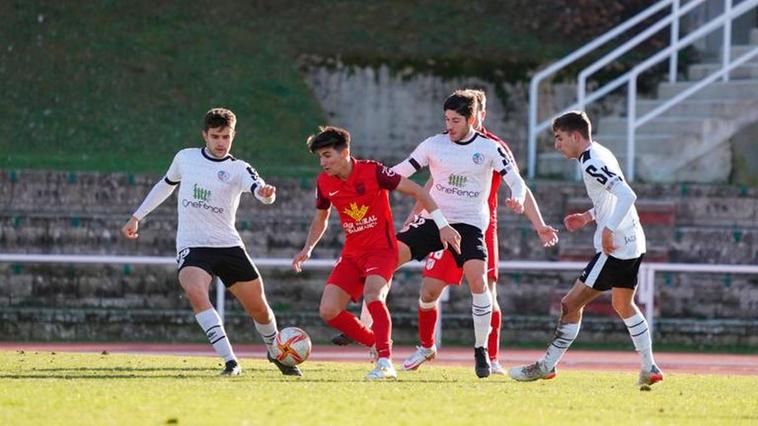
[581,142,616,166]
[423,132,449,145]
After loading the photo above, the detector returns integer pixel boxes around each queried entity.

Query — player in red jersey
[292,126,460,380]
[401,89,559,374]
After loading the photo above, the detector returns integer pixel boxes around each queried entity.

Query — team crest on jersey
[472,153,485,164]
[217,170,231,182]
[343,202,369,221]
[354,182,365,195]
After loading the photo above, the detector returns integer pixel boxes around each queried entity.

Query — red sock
[326,310,375,347]
[418,306,438,349]
[367,300,392,359]
[488,310,502,360]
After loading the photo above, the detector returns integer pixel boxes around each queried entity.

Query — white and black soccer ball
[273,327,312,367]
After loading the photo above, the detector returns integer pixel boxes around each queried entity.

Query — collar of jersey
[452,130,479,146]
[202,147,234,162]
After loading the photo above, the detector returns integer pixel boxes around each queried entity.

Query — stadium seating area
[0,171,756,346]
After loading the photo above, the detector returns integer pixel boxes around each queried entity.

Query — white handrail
[626,0,758,179]
[527,0,677,178]
[528,0,756,181]
[577,0,705,111]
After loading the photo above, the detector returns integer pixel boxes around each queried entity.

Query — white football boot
[366,358,398,381]
[401,345,437,371]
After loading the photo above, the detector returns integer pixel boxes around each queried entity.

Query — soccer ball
[273,327,312,367]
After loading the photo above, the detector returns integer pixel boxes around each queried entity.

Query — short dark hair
[552,111,592,140]
[443,90,476,119]
[204,108,237,131]
[307,126,351,153]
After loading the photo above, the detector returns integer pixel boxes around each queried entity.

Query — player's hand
[564,213,589,232]
[536,224,559,247]
[601,227,617,255]
[121,216,139,240]
[439,225,461,254]
[258,184,276,199]
[505,197,524,214]
[292,248,311,273]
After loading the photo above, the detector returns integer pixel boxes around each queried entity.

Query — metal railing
[527,0,757,181]
[3,253,757,340]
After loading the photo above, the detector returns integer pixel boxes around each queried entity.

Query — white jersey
[579,142,646,259]
[158,148,267,253]
[393,130,522,231]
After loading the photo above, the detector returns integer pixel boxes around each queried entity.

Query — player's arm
[123,153,182,239]
[602,178,637,254]
[402,178,433,228]
[292,208,330,273]
[564,208,595,232]
[492,145,526,214]
[244,165,276,204]
[522,187,559,247]
[395,177,461,254]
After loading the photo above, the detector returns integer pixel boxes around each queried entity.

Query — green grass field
[1,351,756,425]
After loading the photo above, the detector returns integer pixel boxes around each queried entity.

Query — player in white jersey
[392,90,527,378]
[121,108,301,377]
[509,111,663,388]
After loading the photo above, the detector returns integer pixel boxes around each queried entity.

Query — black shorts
[177,246,260,287]
[579,252,644,291]
[396,217,486,267]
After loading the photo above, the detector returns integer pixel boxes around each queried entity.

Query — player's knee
[419,286,440,304]
[612,298,635,317]
[319,303,340,322]
[560,297,580,316]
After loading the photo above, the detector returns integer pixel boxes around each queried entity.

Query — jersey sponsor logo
[193,184,212,202]
[624,235,637,245]
[182,183,224,214]
[435,181,481,198]
[472,152,485,165]
[381,166,397,177]
[217,170,231,182]
[343,202,369,221]
[447,174,468,188]
[329,190,340,196]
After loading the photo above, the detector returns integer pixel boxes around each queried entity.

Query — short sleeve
[375,163,401,190]
[315,179,331,210]
[164,151,182,184]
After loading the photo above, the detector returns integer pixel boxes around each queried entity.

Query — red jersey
[316,158,401,256]
[482,127,517,231]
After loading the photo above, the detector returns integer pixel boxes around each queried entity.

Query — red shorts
[422,228,499,285]
[326,249,396,302]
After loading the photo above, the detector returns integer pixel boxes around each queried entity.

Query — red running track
[1,342,756,375]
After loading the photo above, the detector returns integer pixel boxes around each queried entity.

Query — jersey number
[585,165,617,185]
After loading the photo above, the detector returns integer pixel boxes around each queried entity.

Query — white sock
[471,291,492,348]
[254,312,278,355]
[539,322,580,370]
[623,311,655,370]
[360,300,373,328]
[195,308,236,362]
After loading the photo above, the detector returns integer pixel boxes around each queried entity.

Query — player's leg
[509,279,602,381]
[228,278,277,354]
[363,274,396,380]
[463,258,493,378]
[179,265,239,375]
[320,284,376,348]
[609,255,663,387]
[402,276,447,371]
[487,277,505,374]
[228,276,302,377]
